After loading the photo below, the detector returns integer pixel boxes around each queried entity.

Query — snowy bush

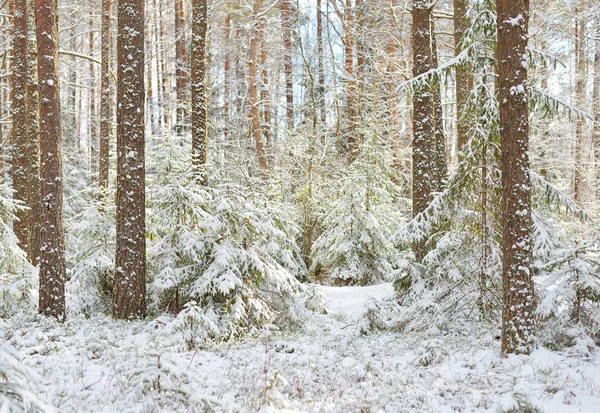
[118,351,217,412]
[66,186,116,315]
[0,183,36,317]
[310,143,404,285]
[147,142,322,339]
[0,344,56,412]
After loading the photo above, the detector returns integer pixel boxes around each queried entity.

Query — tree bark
[89,1,98,177]
[249,0,269,174]
[317,0,326,125]
[411,0,435,260]
[26,0,41,266]
[113,0,147,320]
[260,17,272,147]
[99,0,111,191]
[12,0,29,255]
[281,0,294,130]
[224,13,231,140]
[498,0,536,355]
[594,21,600,198]
[191,0,208,183]
[35,0,66,320]
[175,0,189,135]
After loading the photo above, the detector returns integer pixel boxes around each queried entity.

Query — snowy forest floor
[2,284,600,412]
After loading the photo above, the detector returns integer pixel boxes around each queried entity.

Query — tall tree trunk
[344,0,358,161]
[574,11,586,204]
[498,0,536,355]
[411,0,435,260]
[12,0,29,255]
[316,0,326,125]
[388,0,401,180]
[249,0,269,174]
[454,0,470,156]
[26,0,41,266]
[175,0,189,135]
[191,0,208,183]
[224,13,231,140]
[99,0,111,190]
[89,2,98,177]
[35,0,66,320]
[594,21,600,198]
[281,0,294,130]
[260,17,272,147]
[159,0,170,130]
[113,0,146,320]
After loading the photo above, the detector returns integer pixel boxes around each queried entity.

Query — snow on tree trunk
[594,22,600,198]
[497,0,536,355]
[281,0,294,131]
[175,0,189,135]
[260,17,272,148]
[249,0,269,175]
[99,0,111,190]
[26,0,41,266]
[113,0,147,319]
[317,0,326,126]
[35,0,66,321]
[12,0,29,256]
[411,1,436,261]
[224,13,231,140]
[191,0,208,182]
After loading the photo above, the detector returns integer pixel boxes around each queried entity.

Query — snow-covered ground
[2,283,600,412]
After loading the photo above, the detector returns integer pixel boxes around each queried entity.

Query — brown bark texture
[113,0,147,320]
[249,0,269,174]
[26,0,41,266]
[573,13,586,204]
[35,0,66,320]
[12,0,29,255]
[99,0,111,190]
[281,0,294,129]
[497,0,536,355]
[191,0,208,181]
[411,0,435,260]
[175,0,189,135]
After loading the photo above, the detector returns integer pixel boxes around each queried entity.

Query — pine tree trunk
[224,13,231,140]
[89,2,98,177]
[498,0,536,355]
[281,0,294,130]
[411,0,435,260]
[260,17,272,147]
[593,22,600,198]
[26,0,41,266]
[344,0,358,161]
[113,0,146,320]
[454,0,470,156]
[574,12,586,204]
[35,0,66,321]
[388,0,401,180]
[317,0,326,126]
[12,0,30,256]
[249,0,269,174]
[99,0,111,190]
[191,0,208,183]
[175,0,188,135]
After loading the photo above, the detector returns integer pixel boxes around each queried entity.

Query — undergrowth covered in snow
[1,284,599,412]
